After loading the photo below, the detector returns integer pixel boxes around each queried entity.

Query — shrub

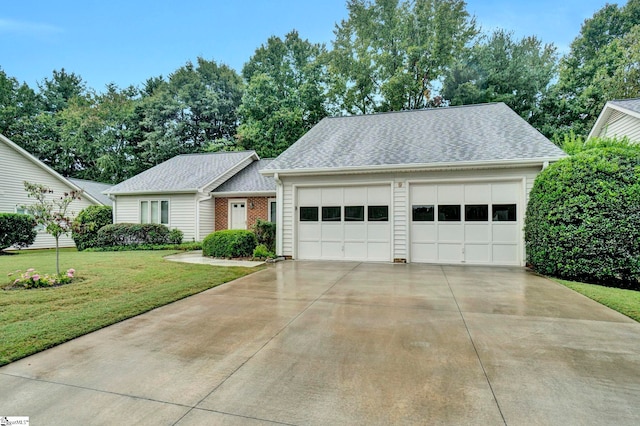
[84,242,202,252]
[6,268,75,289]
[524,146,640,289]
[253,244,275,259]
[0,213,37,251]
[203,230,257,258]
[253,219,276,253]
[96,223,171,247]
[72,205,113,251]
[168,228,184,245]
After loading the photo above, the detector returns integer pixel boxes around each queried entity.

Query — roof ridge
[175,150,256,157]
[325,102,504,120]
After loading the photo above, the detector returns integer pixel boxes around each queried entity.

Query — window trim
[268,198,277,223]
[322,206,342,222]
[344,205,365,222]
[15,206,45,232]
[412,205,435,222]
[299,206,319,222]
[367,205,389,222]
[140,199,170,226]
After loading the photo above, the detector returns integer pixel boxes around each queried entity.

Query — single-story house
[0,133,104,249]
[104,151,276,241]
[261,102,566,266]
[588,98,640,142]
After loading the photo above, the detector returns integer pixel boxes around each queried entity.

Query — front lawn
[555,279,640,322]
[0,249,256,366]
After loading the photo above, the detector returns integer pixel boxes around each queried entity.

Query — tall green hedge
[0,213,37,251]
[524,146,640,289]
[203,230,257,258]
[72,205,113,251]
[96,223,171,247]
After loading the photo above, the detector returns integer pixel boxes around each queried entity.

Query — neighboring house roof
[0,133,103,205]
[105,151,259,195]
[588,98,640,140]
[68,178,113,206]
[213,159,276,195]
[262,103,566,175]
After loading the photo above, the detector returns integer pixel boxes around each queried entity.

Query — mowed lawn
[555,279,640,322]
[0,249,256,366]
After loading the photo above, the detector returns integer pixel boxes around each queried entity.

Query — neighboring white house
[104,151,276,242]
[0,133,104,249]
[261,103,567,266]
[588,98,640,142]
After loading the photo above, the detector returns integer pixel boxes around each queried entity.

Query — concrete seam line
[440,266,508,426]
[172,261,362,426]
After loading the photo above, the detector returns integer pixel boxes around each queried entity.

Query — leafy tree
[442,30,557,123]
[237,30,328,157]
[544,0,640,138]
[329,0,477,113]
[22,182,83,275]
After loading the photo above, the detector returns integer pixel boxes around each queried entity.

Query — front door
[230,202,246,230]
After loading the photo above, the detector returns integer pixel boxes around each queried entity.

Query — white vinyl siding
[114,194,197,241]
[601,112,640,142]
[0,138,98,249]
[198,198,215,241]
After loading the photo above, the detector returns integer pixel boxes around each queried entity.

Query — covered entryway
[296,185,392,261]
[229,200,247,230]
[409,181,522,265]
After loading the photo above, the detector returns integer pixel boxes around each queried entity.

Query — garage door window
[300,207,319,221]
[368,206,389,221]
[492,204,517,221]
[412,205,434,221]
[345,206,364,221]
[465,205,488,221]
[322,206,341,221]
[438,205,461,221]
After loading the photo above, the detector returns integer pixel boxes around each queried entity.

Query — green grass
[555,279,640,322]
[0,249,257,366]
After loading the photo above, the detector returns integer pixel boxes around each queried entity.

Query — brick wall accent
[214,196,272,231]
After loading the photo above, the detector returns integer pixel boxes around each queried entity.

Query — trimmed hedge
[96,223,171,247]
[253,219,276,253]
[524,146,640,289]
[72,205,113,251]
[203,230,257,258]
[0,213,37,250]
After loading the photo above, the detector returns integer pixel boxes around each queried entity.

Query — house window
[268,198,276,223]
[300,207,318,222]
[438,205,461,221]
[368,205,389,222]
[465,205,489,221]
[344,206,364,221]
[412,205,434,222]
[322,206,341,221]
[141,200,169,225]
[492,204,517,221]
[16,207,44,231]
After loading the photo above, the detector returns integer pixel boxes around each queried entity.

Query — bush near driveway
[203,230,257,258]
[0,249,255,365]
[525,146,640,289]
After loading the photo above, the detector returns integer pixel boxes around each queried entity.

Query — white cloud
[0,18,62,36]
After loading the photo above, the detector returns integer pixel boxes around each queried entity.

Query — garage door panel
[367,186,390,204]
[465,224,490,242]
[321,224,343,240]
[344,242,366,259]
[492,183,519,203]
[411,223,436,242]
[437,184,463,203]
[493,244,519,264]
[344,223,366,241]
[367,223,390,241]
[298,188,320,205]
[411,184,436,203]
[298,241,321,259]
[464,184,491,204]
[367,242,391,261]
[298,223,320,240]
[321,242,343,258]
[321,187,343,205]
[438,224,464,242]
[465,244,490,262]
[438,244,463,262]
[411,243,437,262]
[492,225,518,242]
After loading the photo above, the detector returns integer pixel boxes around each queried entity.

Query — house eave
[104,189,199,196]
[260,157,567,177]
[588,101,640,139]
[212,190,276,197]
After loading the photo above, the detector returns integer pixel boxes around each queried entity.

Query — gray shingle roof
[214,159,276,193]
[264,103,566,173]
[609,98,640,115]
[106,151,257,194]
[68,178,113,206]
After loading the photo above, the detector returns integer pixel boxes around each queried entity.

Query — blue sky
[1,0,622,91]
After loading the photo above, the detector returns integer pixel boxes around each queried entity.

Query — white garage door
[410,181,521,265]
[297,185,391,261]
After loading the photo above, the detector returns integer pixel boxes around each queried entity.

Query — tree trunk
[55,236,60,275]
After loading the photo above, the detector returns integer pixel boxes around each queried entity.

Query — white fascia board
[0,133,102,205]
[589,102,640,139]
[104,189,198,196]
[260,157,567,177]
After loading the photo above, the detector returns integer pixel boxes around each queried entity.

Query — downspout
[274,173,284,256]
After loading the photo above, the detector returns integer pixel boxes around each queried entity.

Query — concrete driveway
[1,261,639,425]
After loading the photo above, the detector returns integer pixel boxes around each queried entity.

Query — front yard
[0,249,256,366]
[555,279,640,322]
